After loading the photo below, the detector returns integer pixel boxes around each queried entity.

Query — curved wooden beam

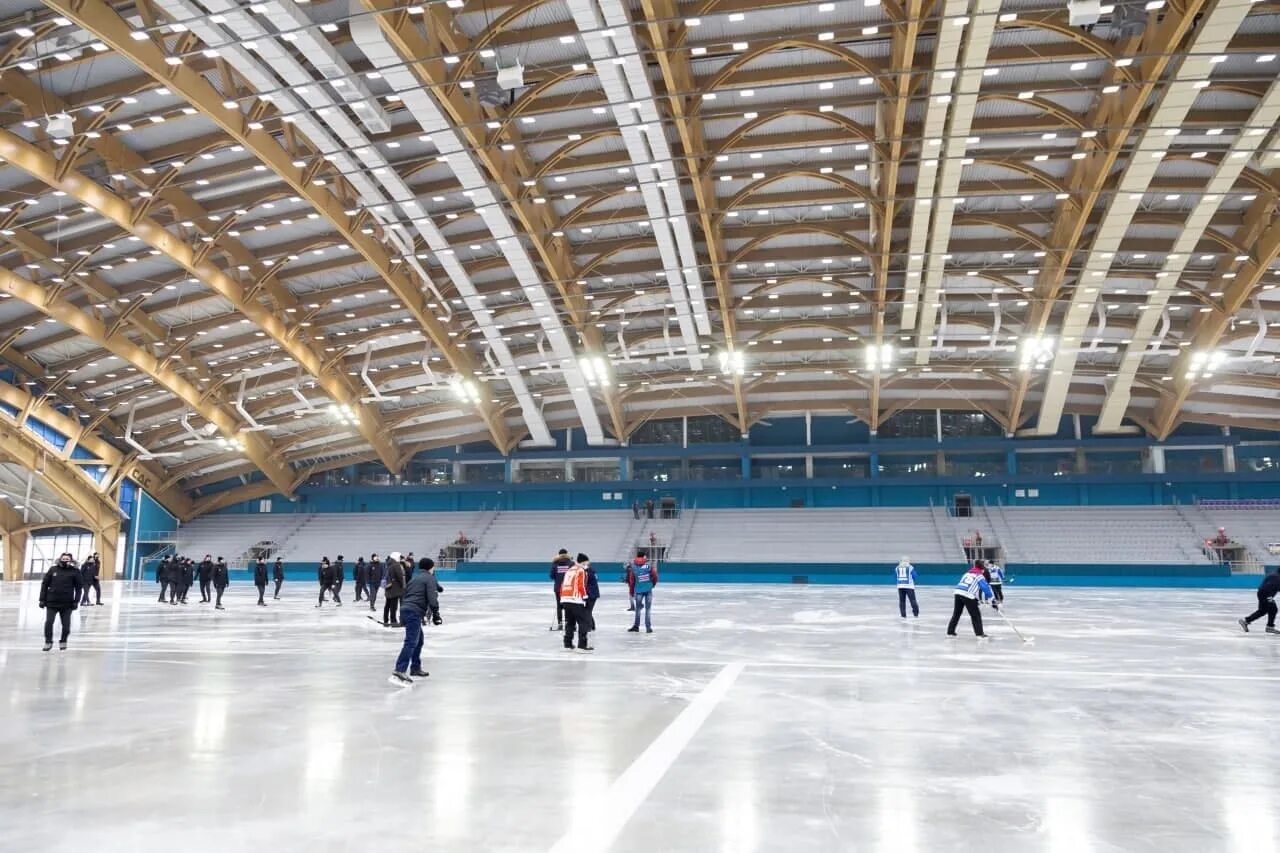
[701,39,890,100]
[717,170,881,225]
[729,225,875,265]
[712,109,884,163]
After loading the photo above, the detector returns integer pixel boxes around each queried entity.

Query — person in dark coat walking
[367,554,384,612]
[157,555,173,603]
[79,553,102,606]
[333,555,346,602]
[197,555,214,603]
[179,558,194,604]
[212,557,229,609]
[253,557,269,606]
[383,552,406,626]
[163,557,181,605]
[316,557,342,607]
[354,556,368,602]
[40,553,83,651]
[388,563,434,686]
[272,557,285,600]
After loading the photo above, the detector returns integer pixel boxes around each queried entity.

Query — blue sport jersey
[955,570,994,601]
[987,563,1005,584]
[894,563,918,589]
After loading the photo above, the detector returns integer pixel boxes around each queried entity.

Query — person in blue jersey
[946,560,996,638]
[895,556,919,618]
[985,560,1006,603]
[627,550,658,633]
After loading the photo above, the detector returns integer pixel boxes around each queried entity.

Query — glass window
[1016,450,1078,477]
[515,463,565,484]
[460,463,505,483]
[403,460,452,485]
[354,463,394,486]
[751,457,805,480]
[633,459,682,482]
[878,453,937,477]
[939,411,1003,438]
[687,415,739,444]
[687,459,742,481]
[812,456,870,478]
[630,418,683,445]
[1236,444,1280,472]
[1165,448,1224,474]
[572,461,621,482]
[879,410,937,439]
[26,529,94,578]
[1083,450,1146,475]
[944,452,1007,478]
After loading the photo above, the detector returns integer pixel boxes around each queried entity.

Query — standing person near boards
[254,557,269,606]
[627,551,658,634]
[332,555,346,603]
[367,554,384,613]
[895,556,919,619]
[383,552,406,627]
[272,557,285,600]
[354,556,368,602]
[197,554,214,603]
[39,553,83,651]
[213,557,229,609]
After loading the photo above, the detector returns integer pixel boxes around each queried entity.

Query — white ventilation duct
[157,0,555,446]
[1036,0,1258,434]
[1095,73,1280,431]
[913,0,1000,362]
[350,12,612,445]
[564,0,709,364]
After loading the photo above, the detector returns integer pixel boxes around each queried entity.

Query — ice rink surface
[1,579,1278,853]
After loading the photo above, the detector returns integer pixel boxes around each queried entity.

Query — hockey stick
[995,606,1034,643]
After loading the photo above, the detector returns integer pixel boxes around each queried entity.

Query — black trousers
[158,580,169,602]
[215,585,226,606]
[368,585,380,609]
[383,596,399,625]
[44,606,73,643]
[199,578,211,601]
[553,583,563,626]
[355,580,366,601]
[947,595,984,636]
[898,588,919,617]
[273,578,283,598]
[81,579,101,605]
[992,584,1004,603]
[1245,592,1278,628]
[563,602,589,649]
[256,582,266,604]
[585,597,597,632]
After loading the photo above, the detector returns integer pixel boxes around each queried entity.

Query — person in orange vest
[560,553,593,652]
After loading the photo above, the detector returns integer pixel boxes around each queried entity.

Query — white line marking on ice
[548,662,744,853]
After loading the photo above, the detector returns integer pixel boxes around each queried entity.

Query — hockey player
[354,556,368,602]
[986,560,1006,603]
[39,553,83,651]
[272,557,285,600]
[212,557,229,609]
[947,561,996,638]
[561,553,592,652]
[253,557,269,606]
[549,548,574,631]
[895,556,919,618]
[197,555,214,603]
[1238,570,1280,634]
[627,551,658,633]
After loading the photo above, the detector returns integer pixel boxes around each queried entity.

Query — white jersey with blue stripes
[955,570,994,601]
[894,563,917,589]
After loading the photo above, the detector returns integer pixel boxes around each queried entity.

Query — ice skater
[197,554,213,603]
[1238,570,1280,634]
[354,556,368,602]
[947,560,996,638]
[420,558,443,626]
[627,551,657,633]
[316,557,342,607]
[333,555,346,603]
[388,560,434,686]
[156,555,171,603]
[550,548,574,631]
[79,552,102,606]
[39,553,83,651]
[179,558,193,604]
[164,557,181,605]
[213,557,229,609]
[272,557,285,600]
[986,560,1005,603]
[560,553,592,652]
[584,556,599,645]
[383,552,405,626]
[368,554,384,612]
[895,556,919,618]
[624,550,649,611]
[254,557,269,606]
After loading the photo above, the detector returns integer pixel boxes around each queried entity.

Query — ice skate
[410,668,429,678]
[389,672,413,687]
[1239,618,1250,632]
[42,642,52,652]
[627,626,639,632]
[1267,626,1280,635]
[59,641,67,651]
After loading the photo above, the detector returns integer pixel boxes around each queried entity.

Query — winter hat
[899,555,910,565]
[576,552,590,564]
[389,551,401,562]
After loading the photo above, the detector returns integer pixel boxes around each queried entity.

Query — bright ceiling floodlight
[449,376,483,404]
[865,343,893,371]
[578,355,611,388]
[326,403,362,426]
[1020,336,1055,370]
[1187,349,1226,379]
[717,350,746,376]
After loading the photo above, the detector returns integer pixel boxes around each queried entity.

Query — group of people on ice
[895,556,1007,638]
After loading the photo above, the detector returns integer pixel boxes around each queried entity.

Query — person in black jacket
[549,549,574,632]
[272,557,285,600]
[213,557,229,609]
[1239,571,1280,634]
[316,557,341,608]
[197,555,214,603]
[383,552,405,627]
[584,558,600,643]
[367,554,384,612]
[40,553,83,651]
[79,553,102,606]
[354,556,368,602]
[253,557,269,606]
[163,557,181,605]
[157,555,172,603]
[419,557,444,626]
[179,558,194,604]
[389,563,434,686]
[333,555,345,603]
